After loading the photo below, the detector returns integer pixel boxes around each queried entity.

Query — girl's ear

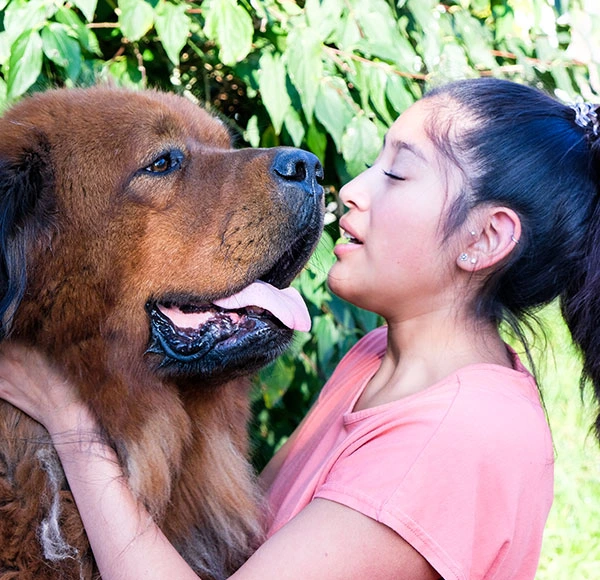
[457,207,521,272]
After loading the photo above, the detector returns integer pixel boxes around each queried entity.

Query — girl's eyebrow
[383,134,427,162]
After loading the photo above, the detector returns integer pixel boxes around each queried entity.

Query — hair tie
[570,99,600,141]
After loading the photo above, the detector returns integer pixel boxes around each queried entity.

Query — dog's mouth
[145,283,307,380]
[145,226,321,380]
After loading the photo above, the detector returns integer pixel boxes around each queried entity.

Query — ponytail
[422,79,600,445]
[562,105,600,442]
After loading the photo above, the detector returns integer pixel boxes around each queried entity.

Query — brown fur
[0,87,323,579]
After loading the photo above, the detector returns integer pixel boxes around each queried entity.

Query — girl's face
[328,99,465,322]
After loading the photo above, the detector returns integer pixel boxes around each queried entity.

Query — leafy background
[1,0,599,576]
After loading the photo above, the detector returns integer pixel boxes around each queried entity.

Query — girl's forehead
[385,100,449,165]
[391,99,468,203]
[391,100,451,144]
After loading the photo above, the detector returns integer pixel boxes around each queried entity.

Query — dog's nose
[271,149,323,196]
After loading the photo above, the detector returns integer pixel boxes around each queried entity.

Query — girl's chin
[327,281,377,316]
[327,266,356,301]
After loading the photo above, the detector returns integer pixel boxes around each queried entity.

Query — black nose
[271,149,323,195]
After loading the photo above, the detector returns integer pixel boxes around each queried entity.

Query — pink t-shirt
[266,326,554,580]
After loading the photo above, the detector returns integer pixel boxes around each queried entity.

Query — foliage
[1,0,600,574]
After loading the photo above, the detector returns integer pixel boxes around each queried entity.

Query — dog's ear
[0,130,54,339]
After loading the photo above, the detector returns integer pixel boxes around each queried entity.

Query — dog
[0,87,324,579]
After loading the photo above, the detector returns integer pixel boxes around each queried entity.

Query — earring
[459,253,468,261]
[511,235,519,244]
[470,257,477,264]
[470,231,476,236]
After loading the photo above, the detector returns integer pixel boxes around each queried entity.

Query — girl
[1,77,600,580]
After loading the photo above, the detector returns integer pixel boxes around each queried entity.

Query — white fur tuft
[37,447,84,580]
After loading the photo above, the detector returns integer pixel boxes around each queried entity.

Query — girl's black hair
[423,78,600,442]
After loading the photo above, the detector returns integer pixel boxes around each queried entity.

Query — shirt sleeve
[313,374,554,580]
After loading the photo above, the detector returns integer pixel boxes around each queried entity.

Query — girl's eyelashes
[382,169,405,181]
[364,163,405,181]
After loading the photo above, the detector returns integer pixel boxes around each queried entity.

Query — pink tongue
[213,281,311,332]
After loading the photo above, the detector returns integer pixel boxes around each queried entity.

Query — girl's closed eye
[382,169,405,181]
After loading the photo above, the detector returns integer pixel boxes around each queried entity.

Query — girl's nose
[339,170,369,210]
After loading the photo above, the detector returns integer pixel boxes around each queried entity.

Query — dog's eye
[143,150,184,175]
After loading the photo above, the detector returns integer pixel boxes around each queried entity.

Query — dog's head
[0,87,324,383]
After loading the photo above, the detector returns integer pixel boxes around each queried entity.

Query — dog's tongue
[213,281,311,332]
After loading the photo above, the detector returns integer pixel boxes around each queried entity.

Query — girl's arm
[55,428,199,579]
[0,345,439,580]
[0,344,200,579]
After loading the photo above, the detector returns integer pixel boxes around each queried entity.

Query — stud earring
[470,257,477,264]
[459,253,468,261]
[470,231,476,236]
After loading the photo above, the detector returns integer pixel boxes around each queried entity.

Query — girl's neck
[354,309,511,412]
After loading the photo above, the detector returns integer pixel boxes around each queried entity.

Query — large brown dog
[0,87,323,579]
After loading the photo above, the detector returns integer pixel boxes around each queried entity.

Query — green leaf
[7,29,43,100]
[203,0,254,66]
[294,231,336,308]
[471,0,491,18]
[406,0,440,73]
[493,4,515,42]
[259,125,278,148]
[283,107,305,148]
[360,63,395,125]
[285,27,323,122]
[0,77,8,113]
[55,6,102,56]
[306,123,327,165]
[351,304,380,334]
[257,357,296,408]
[155,1,191,65]
[305,0,343,42]
[3,0,47,44]
[336,7,362,49]
[328,293,357,329]
[41,23,82,80]
[71,0,98,22]
[341,115,381,178]
[352,0,413,64]
[385,74,417,115]
[118,0,155,42]
[432,43,473,83]
[102,57,144,87]
[0,32,12,67]
[244,115,260,148]
[258,51,290,134]
[550,65,576,98]
[306,230,336,284]
[312,314,341,371]
[314,76,355,151]
[453,11,497,72]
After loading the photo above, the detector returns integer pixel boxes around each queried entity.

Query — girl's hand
[0,343,94,438]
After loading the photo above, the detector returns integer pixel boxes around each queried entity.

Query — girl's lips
[338,218,362,244]
[334,221,363,258]
[334,241,360,258]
